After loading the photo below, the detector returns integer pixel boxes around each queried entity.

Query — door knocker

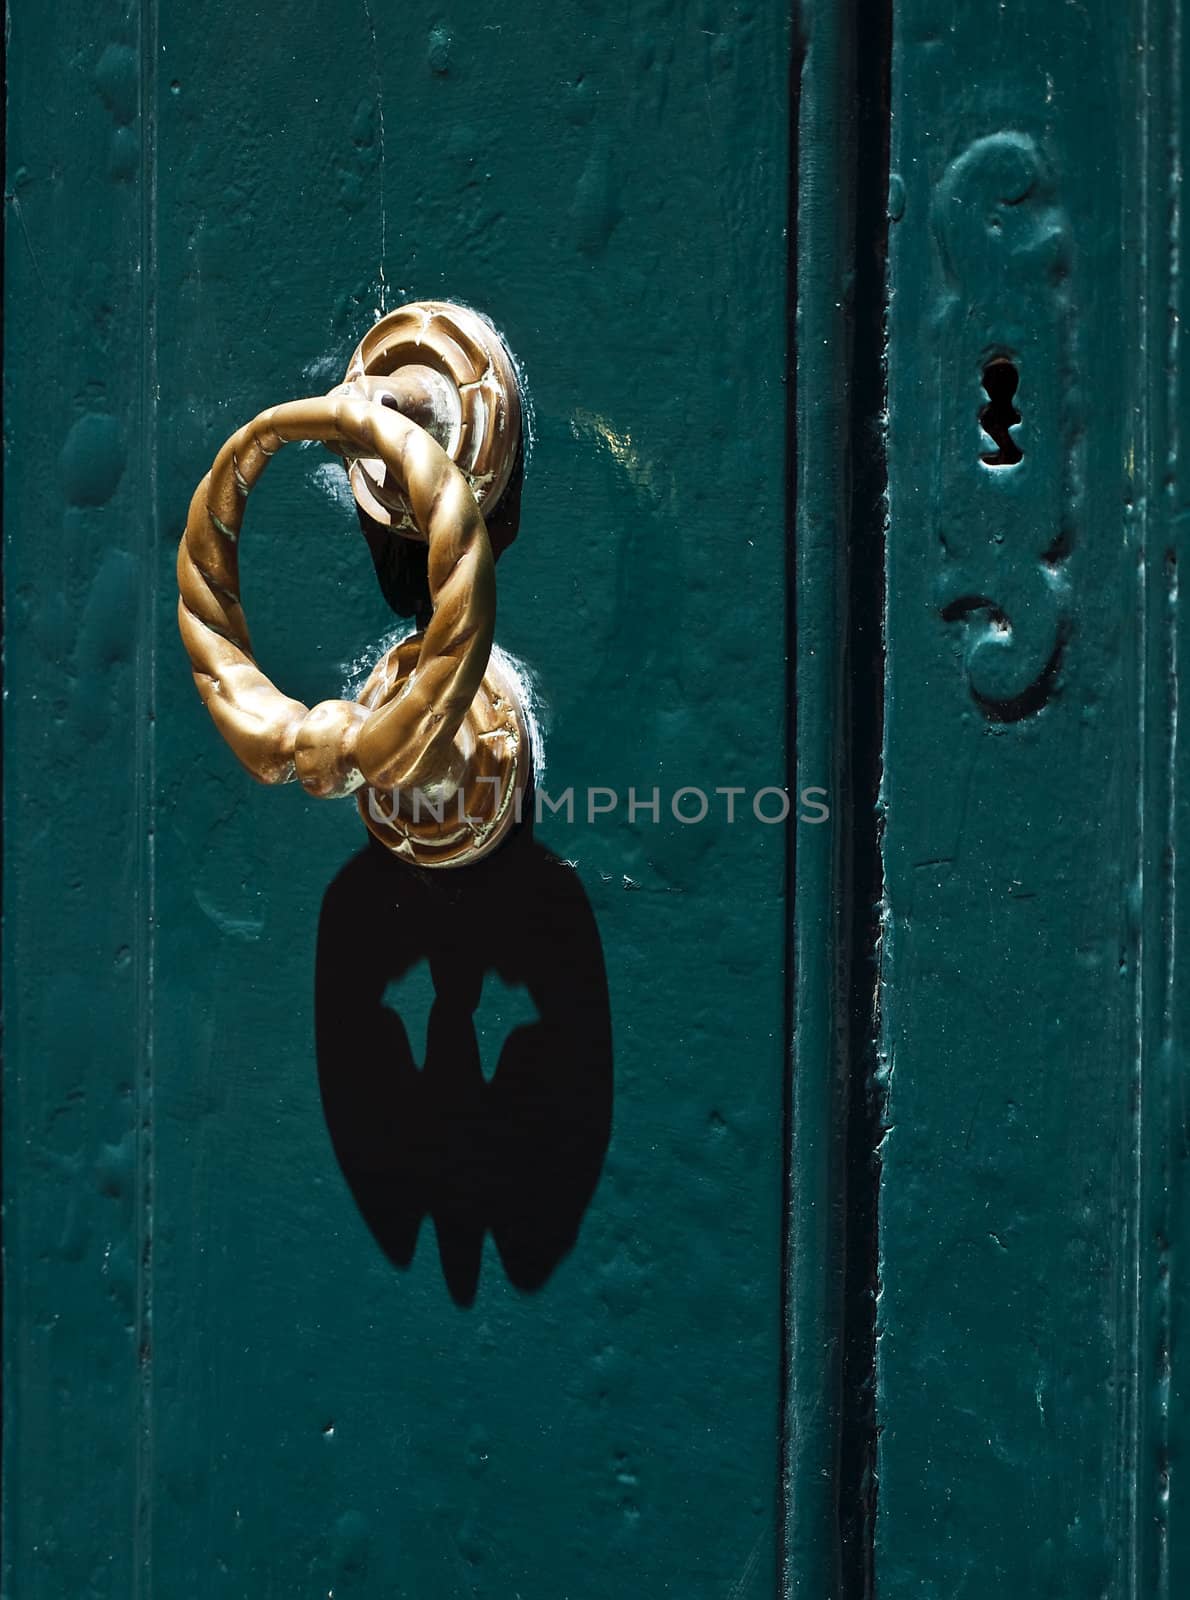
[176,302,529,868]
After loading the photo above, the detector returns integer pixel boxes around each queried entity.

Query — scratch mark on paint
[194,889,264,942]
[5,191,50,299]
[570,407,673,508]
[727,1529,766,1600]
[362,0,387,310]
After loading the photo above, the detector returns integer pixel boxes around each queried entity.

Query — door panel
[5,3,794,1595]
[879,2,1189,1595]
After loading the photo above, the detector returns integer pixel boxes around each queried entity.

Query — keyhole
[979,359,1023,466]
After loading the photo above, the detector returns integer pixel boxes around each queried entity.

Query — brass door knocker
[177,302,529,868]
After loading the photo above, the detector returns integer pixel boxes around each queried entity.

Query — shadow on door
[315,823,613,1305]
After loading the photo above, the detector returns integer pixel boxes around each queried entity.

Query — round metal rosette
[355,633,530,868]
[341,300,522,536]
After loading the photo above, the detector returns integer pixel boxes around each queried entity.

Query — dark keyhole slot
[979,359,1023,466]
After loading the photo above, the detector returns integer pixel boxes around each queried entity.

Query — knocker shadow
[314,820,613,1306]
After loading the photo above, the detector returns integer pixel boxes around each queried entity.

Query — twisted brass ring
[177,392,495,804]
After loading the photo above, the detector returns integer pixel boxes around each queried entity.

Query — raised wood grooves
[835,0,892,1588]
[783,0,890,1593]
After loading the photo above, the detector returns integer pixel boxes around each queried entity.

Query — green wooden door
[4,1,1188,1597]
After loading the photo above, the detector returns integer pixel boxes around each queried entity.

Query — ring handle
[177,305,529,868]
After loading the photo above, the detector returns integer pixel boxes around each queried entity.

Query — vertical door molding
[786,0,890,1594]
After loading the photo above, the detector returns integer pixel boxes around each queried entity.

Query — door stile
[878,0,1182,1593]
[2,3,160,1595]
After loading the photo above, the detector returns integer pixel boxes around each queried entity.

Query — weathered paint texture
[5,2,792,1596]
[7,0,1190,1596]
[879,2,1189,1596]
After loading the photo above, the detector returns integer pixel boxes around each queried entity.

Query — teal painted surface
[1136,8,1190,1595]
[787,0,852,1567]
[10,2,1190,1594]
[3,16,155,1598]
[880,1,1189,1596]
[1169,17,1190,1595]
[5,2,794,1595]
